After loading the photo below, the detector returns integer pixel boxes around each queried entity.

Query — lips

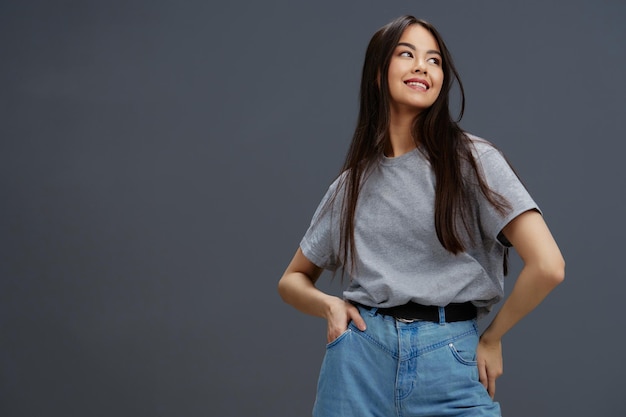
[404,78,430,90]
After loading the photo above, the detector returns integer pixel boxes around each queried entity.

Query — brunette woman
[278,15,564,417]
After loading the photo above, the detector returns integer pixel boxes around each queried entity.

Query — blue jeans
[312,305,501,417]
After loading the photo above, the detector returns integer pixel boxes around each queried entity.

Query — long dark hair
[335,15,511,274]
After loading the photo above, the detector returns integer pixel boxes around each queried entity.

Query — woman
[278,15,564,417]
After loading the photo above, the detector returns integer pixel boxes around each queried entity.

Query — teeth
[406,81,427,89]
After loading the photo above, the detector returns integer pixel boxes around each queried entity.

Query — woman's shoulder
[463,132,497,153]
[464,132,499,155]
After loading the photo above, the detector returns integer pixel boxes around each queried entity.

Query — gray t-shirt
[300,137,539,316]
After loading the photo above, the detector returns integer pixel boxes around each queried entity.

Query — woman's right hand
[278,248,367,343]
[325,297,367,343]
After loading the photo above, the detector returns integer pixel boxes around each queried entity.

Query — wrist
[322,295,343,319]
[480,329,502,345]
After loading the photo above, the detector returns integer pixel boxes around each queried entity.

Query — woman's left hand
[475,209,564,400]
[476,336,503,399]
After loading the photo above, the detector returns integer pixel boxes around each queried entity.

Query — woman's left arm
[477,209,565,398]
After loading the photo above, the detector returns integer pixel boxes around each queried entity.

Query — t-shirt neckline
[379,148,422,166]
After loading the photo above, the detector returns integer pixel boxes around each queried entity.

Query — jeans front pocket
[447,323,479,366]
[448,341,477,366]
[326,328,352,349]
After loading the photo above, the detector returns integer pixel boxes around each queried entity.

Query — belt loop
[438,306,446,325]
[368,307,378,317]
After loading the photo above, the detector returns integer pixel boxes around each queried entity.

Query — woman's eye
[399,51,413,58]
[427,57,441,65]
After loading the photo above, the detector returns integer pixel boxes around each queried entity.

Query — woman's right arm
[278,248,366,342]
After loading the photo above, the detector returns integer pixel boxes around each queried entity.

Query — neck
[386,110,418,158]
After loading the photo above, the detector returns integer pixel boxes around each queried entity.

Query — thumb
[348,306,367,331]
[478,359,488,391]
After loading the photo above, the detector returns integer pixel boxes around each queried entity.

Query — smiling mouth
[405,81,429,90]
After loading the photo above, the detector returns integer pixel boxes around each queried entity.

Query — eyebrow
[396,42,442,56]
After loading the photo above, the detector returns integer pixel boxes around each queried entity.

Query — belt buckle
[396,317,419,323]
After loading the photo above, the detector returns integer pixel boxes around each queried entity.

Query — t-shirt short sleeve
[299,180,341,270]
[474,146,540,247]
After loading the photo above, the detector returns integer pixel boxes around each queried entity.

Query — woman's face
[387,24,444,116]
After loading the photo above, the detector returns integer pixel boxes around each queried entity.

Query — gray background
[1,0,624,416]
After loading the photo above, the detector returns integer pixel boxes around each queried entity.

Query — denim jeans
[312,305,501,417]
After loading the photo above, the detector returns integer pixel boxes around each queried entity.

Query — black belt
[358,301,476,323]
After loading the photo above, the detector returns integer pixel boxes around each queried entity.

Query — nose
[414,60,427,74]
